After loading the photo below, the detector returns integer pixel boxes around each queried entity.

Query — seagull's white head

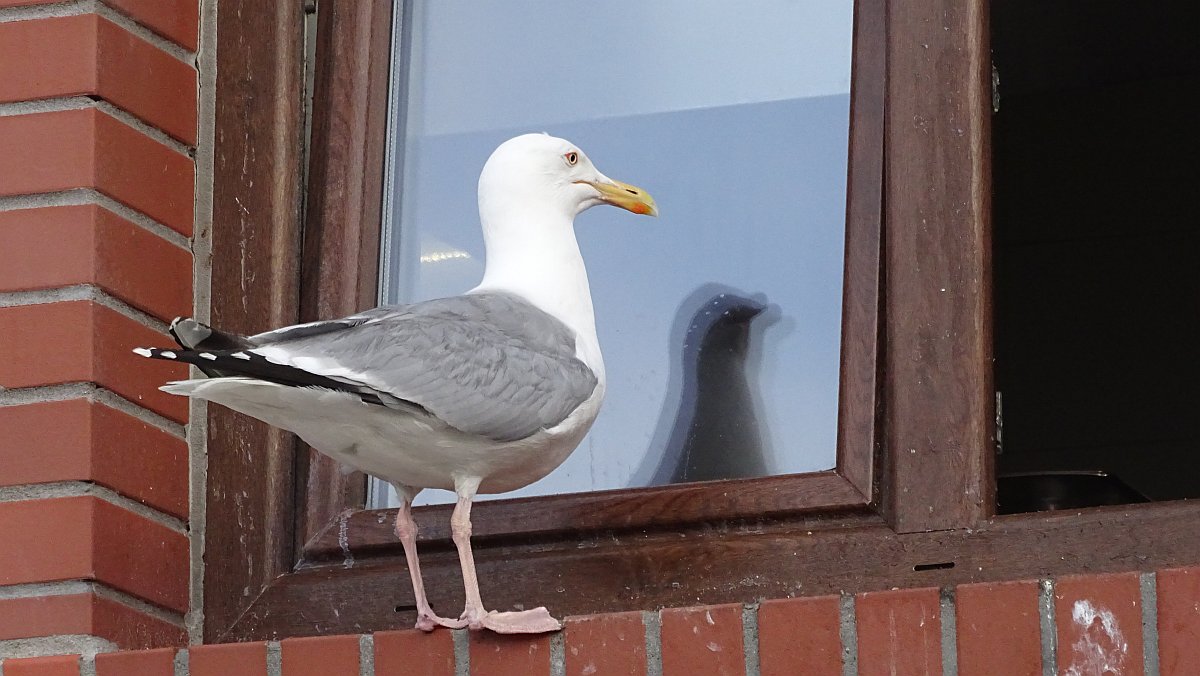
[478,133,657,222]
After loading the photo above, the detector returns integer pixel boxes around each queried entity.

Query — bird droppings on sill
[338,509,355,569]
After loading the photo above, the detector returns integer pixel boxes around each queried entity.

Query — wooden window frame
[203,0,1200,643]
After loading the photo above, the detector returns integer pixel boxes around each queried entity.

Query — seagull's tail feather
[159,378,210,396]
[148,319,251,378]
[134,346,398,409]
[169,317,251,351]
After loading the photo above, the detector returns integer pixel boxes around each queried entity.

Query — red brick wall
[0,0,198,656]
[4,567,1199,674]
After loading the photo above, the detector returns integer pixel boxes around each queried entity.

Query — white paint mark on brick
[1065,599,1128,676]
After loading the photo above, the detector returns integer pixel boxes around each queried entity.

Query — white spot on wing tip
[199,353,217,361]
[232,352,251,360]
[132,347,152,357]
[160,350,177,359]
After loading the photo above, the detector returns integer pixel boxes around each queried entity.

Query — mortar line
[173,647,188,676]
[0,383,97,407]
[80,654,96,676]
[940,588,958,676]
[1141,572,1160,676]
[644,610,662,676]
[0,580,93,600]
[742,603,761,676]
[0,580,184,627]
[266,641,282,676]
[187,0,219,645]
[94,100,194,157]
[0,381,186,439]
[1039,579,1057,676]
[95,0,195,64]
[0,0,89,23]
[0,189,191,251]
[451,629,469,676]
[359,634,374,676]
[92,387,187,437]
[0,481,187,534]
[86,285,172,333]
[0,284,171,335]
[549,629,565,676]
[91,192,192,250]
[0,636,114,662]
[0,96,94,117]
[839,593,858,676]
[0,95,193,160]
[89,582,187,627]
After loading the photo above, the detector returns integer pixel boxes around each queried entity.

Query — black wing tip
[132,346,390,407]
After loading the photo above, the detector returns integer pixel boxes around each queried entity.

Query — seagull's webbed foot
[479,607,562,634]
[415,611,468,633]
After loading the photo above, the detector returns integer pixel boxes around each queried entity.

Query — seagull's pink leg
[450,477,561,634]
[394,485,465,631]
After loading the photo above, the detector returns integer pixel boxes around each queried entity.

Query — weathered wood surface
[206,0,306,643]
[882,0,995,532]
[228,500,1200,639]
[837,0,886,501]
[296,0,393,556]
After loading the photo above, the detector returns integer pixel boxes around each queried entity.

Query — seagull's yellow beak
[579,178,658,217]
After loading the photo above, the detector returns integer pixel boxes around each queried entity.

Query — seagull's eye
[564,151,579,166]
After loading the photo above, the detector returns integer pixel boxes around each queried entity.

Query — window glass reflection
[381,1,854,506]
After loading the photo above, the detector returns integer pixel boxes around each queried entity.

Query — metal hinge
[991,62,1001,114]
[995,390,1004,455]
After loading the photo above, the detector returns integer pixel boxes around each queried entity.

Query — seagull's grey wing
[247,306,399,345]
[251,293,598,442]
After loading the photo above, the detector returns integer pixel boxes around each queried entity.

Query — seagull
[134,134,657,634]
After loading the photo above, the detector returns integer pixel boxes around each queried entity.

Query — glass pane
[378,1,854,506]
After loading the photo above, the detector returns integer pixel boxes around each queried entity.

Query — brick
[188,642,268,676]
[1158,566,1200,675]
[0,109,194,236]
[0,16,197,143]
[95,648,176,676]
[0,399,188,519]
[758,595,841,676]
[373,629,454,676]
[0,205,192,321]
[1,655,80,676]
[564,611,646,676]
[470,632,551,676]
[0,496,187,613]
[280,634,360,676]
[103,0,199,51]
[660,603,745,676]
[855,587,941,676]
[0,17,96,101]
[1054,572,1144,676]
[0,592,184,649]
[0,301,189,423]
[956,580,1041,676]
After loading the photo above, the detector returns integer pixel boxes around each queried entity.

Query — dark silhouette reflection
[635,284,781,485]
